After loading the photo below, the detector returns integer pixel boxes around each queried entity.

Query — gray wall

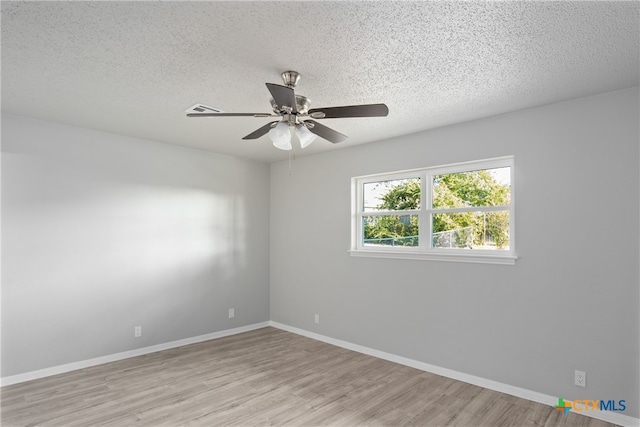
[1,114,270,377]
[270,88,640,417]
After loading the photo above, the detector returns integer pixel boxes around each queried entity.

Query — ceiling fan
[186,71,389,150]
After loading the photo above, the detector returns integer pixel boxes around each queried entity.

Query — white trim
[349,249,518,265]
[353,156,514,181]
[361,209,421,217]
[0,321,270,387]
[428,205,510,214]
[269,321,639,427]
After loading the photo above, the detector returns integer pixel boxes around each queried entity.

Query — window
[351,157,516,264]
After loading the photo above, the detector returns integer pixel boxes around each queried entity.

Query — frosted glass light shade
[296,125,317,149]
[269,121,292,150]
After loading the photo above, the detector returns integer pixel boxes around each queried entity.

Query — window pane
[363,178,420,212]
[432,211,510,250]
[363,215,419,247]
[432,167,510,209]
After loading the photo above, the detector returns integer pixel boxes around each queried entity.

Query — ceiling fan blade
[304,120,348,144]
[266,83,298,113]
[187,113,274,117]
[242,121,278,140]
[308,103,389,119]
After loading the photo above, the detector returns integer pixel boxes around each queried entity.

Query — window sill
[348,249,517,265]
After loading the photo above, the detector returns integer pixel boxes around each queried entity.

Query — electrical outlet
[134,326,142,338]
[314,314,320,324]
[575,370,586,387]
[228,308,235,319]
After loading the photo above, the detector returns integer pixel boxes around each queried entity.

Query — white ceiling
[2,1,638,163]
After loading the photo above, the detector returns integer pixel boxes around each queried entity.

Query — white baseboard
[0,321,270,387]
[269,321,639,427]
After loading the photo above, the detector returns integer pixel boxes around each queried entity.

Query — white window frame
[350,156,516,265]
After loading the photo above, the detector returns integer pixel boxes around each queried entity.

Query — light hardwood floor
[1,327,618,426]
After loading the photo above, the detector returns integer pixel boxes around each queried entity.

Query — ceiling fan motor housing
[270,95,310,115]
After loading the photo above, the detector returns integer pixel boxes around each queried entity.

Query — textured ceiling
[2,1,638,162]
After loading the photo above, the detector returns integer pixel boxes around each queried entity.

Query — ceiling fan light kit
[296,124,316,149]
[187,71,389,150]
[269,121,292,151]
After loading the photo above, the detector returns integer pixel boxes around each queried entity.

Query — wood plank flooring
[1,327,618,426]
